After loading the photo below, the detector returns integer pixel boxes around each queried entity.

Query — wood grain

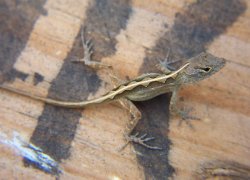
[0,0,249,179]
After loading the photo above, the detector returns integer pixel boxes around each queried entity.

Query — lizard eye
[194,66,211,72]
[200,67,211,72]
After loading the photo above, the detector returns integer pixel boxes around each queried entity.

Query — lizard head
[182,52,226,84]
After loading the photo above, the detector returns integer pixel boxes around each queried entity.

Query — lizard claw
[176,107,201,129]
[126,133,162,150]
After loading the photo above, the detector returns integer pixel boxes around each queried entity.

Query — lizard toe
[127,133,162,150]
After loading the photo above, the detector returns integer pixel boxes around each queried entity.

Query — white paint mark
[0,131,62,174]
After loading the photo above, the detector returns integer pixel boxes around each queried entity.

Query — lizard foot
[176,107,200,129]
[117,133,162,151]
[126,133,162,150]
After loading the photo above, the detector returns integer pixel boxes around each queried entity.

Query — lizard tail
[0,84,106,108]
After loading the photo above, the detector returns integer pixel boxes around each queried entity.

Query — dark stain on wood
[0,68,28,84]
[0,0,47,83]
[33,72,44,85]
[134,94,175,179]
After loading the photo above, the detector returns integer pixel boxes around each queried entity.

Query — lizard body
[0,63,189,107]
[0,33,225,149]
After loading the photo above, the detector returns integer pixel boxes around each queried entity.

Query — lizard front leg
[155,49,176,74]
[118,98,162,150]
[72,28,111,69]
[170,87,200,127]
[72,29,125,87]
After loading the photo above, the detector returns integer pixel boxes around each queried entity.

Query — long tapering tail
[0,84,107,108]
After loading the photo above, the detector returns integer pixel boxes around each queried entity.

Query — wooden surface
[0,0,250,179]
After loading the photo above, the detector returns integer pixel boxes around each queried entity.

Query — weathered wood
[0,0,249,179]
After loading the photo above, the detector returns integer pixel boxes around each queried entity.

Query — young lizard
[0,32,225,150]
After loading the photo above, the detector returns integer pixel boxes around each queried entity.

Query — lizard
[0,31,226,150]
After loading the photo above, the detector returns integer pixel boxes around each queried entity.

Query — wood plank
[0,0,249,179]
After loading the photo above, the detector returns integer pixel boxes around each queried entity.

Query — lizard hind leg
[118,98,162,151]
